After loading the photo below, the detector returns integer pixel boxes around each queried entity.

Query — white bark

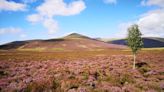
[133,54,136,69]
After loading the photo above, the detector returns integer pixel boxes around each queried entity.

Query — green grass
[17,47,46,51]
[52,48,64,51]
[17,47,65,51]
[67,38,82,40]
[97,38,125,42]
[141,47,164,51]
[122,47,164,51]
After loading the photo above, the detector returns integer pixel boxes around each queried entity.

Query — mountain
[0,33,126,51]
[64,33,90,39]
[104,37,164,48]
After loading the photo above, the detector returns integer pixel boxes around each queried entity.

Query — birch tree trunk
[133,54,136,69]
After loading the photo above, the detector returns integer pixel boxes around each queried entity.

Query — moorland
[0,33,164,92]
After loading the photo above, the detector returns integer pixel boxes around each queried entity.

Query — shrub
[24,82,45,92]
[52,78,61,91]
[82,72,89,80]
[24,84,33,92]
[95,70,105,82]
[24,79,54,92]
[0,70,8,77]
[138,66,151,75]
[68,74,76,79]
[68,83,79,89]
[112,74,135,86]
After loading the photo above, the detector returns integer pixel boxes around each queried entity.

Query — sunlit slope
[0,33,126,51]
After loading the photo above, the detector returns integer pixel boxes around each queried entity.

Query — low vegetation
[0,50,163,92]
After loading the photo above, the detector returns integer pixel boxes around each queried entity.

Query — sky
[0,0,164,44]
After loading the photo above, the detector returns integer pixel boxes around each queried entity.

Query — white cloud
[104,0,117,4]
[20,34,27,38]
[36,0,86,17]
[27,14,43,23]
[0,0,26,11]
[141,0,164,8]
[116,9,164,38]
[137,9,164,37]
[43,18,59,34]
[115,22,134,38]
[138,0,164,37]
[27,0,86,34]
[0,27,22,34]
[115,0,164,38]
[0,27,27,39]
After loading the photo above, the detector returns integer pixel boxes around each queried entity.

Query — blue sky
[0,0,164,44]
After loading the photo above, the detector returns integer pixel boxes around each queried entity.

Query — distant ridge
[0,33,126,51]
[102,37,164,48]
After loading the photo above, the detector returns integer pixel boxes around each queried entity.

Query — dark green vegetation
[127,24,143,55]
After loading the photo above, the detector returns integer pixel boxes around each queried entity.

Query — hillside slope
[0,33,126,51]
[105,37,164,48]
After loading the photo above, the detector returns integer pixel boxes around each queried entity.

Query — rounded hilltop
[63,33,90,39]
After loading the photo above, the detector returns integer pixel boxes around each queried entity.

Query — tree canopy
[127,24,143,54]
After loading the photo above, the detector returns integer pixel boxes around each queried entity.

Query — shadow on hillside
[0,41,29,50]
